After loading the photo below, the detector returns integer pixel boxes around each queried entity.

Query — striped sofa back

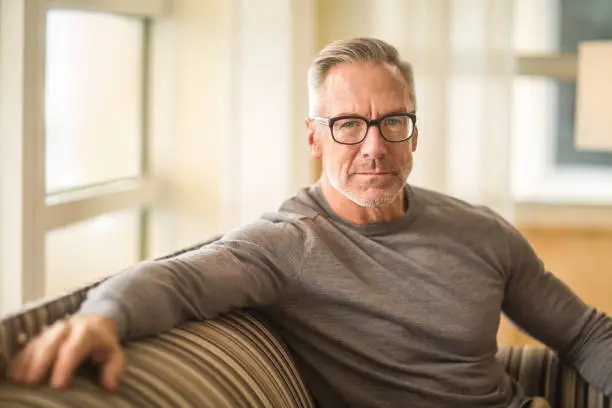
[0,239,219,377]
[1,309,315,407]
[497,345,611,408]
[0,238,316,407]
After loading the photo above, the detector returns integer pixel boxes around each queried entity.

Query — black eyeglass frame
[313,112,417,145]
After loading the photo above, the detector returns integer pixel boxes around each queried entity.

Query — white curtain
[323,0,515,218]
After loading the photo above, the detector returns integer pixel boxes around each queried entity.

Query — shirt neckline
[311,182,422,236]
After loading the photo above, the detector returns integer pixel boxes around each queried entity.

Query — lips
[351,162,397,176]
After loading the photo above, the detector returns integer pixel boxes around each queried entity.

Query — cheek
[393,146,414,169]
[325,146,357,178]
[404,148,414,162]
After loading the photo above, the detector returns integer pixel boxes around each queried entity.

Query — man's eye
[385,118,403,127]
[340,120,359,129]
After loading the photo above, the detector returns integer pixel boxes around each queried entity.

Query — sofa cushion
[0,237,315,407]
[497,344,611,407]
[0,311,315,408]
[0,282,96,377]
[0,239,219,376]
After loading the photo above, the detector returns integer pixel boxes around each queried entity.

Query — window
[45,10,145,193]
[0,0,166,315]
[42,10,147,296]
[45,209,141,296]
[555,0,612,167]
[512,0,612,203]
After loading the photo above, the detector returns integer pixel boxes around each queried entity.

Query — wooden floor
[498,227,612,345]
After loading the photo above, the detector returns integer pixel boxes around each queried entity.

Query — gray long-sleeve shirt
[78,183,612,407]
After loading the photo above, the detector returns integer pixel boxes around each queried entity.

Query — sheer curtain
[369,0,515,218]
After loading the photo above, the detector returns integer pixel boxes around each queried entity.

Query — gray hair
[307,37,416,115]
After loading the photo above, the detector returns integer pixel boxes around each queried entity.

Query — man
[8,38,612,408]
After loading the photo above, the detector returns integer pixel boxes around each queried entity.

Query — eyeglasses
[313,112,416,145]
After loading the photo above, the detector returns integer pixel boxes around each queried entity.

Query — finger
[10,322,66,382]
[9,343,35,383]
[50,325,92,388]
[100,349,124,391]
[24,322,71,385]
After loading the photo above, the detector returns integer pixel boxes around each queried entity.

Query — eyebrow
[329,109,412,118]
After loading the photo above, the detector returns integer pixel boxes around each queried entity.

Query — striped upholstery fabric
[0,281,96,376]
[497,345,612,408]
[0,239,216,377]
[0,311,314,408]
[0,238,315,407]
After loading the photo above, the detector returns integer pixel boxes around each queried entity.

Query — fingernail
[50,378,64,388]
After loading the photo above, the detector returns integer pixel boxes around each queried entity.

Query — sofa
[0,240,610,407]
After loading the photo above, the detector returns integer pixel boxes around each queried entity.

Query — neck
[320,176,406,225]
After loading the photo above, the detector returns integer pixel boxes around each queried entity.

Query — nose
[359,124,388,159]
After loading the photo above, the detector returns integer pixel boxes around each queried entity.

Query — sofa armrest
[0,310,315,408]
[497,344,612,407]
[0,282,96,376]
[1,236,315,407]
[0,237,220,377]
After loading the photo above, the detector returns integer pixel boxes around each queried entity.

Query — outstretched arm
[10,218,309,389]
[77,218,308,340]
[499,220,612,395]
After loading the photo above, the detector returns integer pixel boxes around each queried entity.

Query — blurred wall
[147,0,233,255]
[508,227,612,345]
[147,0,316,256]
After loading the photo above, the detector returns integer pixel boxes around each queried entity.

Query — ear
[306,118,322,159]
[410,126,419,152]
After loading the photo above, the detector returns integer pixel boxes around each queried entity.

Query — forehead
[319,62,412,115]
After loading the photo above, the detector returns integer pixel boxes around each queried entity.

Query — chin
[327,171,405,208]
[343,185,402,208]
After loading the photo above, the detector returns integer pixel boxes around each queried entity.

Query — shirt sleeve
[498,217,612,395]
[76,218,309,340]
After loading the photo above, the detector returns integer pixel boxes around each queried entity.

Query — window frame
[512,3,612,205]
[0,0,167,314]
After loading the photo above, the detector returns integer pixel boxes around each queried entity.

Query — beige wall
[147,0,316,257]
[147,0,234,255]
[499,226,612,345]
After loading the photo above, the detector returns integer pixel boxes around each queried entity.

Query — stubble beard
[328,170,405,208]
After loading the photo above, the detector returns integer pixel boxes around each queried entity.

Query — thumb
[100,348,124,391]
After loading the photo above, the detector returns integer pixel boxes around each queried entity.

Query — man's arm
[10,217,308,389]
[498,218,612,395]
[77,218,308,340]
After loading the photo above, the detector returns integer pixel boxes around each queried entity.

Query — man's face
[308,62,418,207]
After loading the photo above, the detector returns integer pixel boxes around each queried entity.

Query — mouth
[355,172,394,176]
